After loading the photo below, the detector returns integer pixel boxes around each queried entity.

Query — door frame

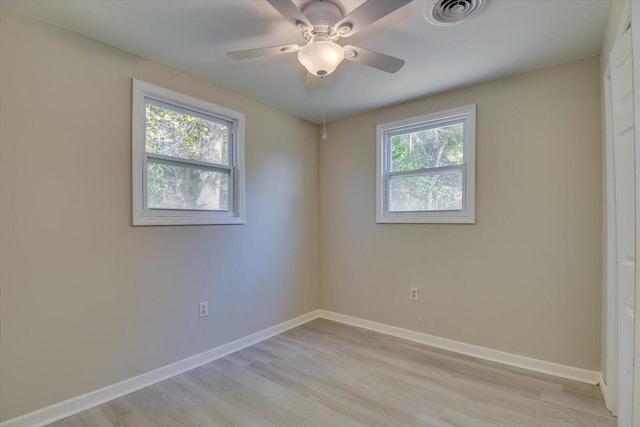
[603,63,618,415]
[631,0,640,424]
[604,0,632,418]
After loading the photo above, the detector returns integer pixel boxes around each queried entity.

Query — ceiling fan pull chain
[322,116,327,140]
[321,78,328,140]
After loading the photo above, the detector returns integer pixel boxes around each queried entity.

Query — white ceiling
[2,0,611,124]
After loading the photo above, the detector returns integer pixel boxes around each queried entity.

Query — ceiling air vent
[425,0,487,26]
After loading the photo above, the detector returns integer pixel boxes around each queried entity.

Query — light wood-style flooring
[49,319,615,426]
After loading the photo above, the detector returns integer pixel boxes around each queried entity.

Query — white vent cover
[425,0,487,26]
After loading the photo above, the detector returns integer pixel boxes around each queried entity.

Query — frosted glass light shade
[297,41,345,77]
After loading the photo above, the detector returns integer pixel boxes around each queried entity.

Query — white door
[610,28,635,426]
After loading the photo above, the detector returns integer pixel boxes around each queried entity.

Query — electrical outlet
[410,288,419,301]
[199,301,209,317]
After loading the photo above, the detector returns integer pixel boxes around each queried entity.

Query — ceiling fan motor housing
[301,0,343,39]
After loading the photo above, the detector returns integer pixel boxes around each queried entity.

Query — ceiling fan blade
[305,73,323,90]
[265,0,313,32]
[227,44,300,60]
[334,0,413,38]
[342,45,405,73]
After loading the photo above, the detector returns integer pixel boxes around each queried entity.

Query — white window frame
[376,104,476,224]
[132,79,246,226]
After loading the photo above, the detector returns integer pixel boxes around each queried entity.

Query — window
[376,105,476,224]
[132,79,245,225]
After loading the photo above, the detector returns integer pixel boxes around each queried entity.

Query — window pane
[389,169,463,212]
[147,160,229,211]
[145,103,229,165]
[390,122,463,172]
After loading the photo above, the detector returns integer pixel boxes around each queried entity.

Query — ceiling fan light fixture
[297,40,345,77]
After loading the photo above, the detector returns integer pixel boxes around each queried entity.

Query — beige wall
[599,0,627,384]
[319,57,602,370]
[0,7,319,421]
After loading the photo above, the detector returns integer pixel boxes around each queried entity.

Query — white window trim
[132,79,246,226]
[376,104,476,224]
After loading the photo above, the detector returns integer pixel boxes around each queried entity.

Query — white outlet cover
[199,301,208,317]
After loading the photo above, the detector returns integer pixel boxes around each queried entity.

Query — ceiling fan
[227,0,412,83]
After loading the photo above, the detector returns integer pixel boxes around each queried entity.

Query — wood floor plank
[47,319,615,427]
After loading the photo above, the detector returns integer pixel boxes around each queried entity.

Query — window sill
[376,214,475,224]
[132,214,245,226]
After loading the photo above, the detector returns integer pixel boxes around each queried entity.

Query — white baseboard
[0,310,322,427]
[599,373,613,413]
[2,308,602,427]
[317,310,600,385]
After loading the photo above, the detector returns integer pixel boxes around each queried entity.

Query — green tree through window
[389,123,463,212]
[145,104,230,211]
